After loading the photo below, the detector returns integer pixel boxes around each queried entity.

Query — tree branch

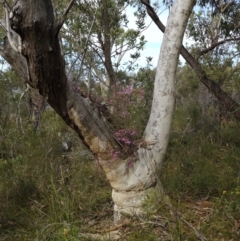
[78,7,98,79]
[0,37,28,84]
[196,38,240,59]
[54,0,76,35]
[140,0,240,121]
[3,1,22,53]
[17,83,30,134]
[2,0,11,11]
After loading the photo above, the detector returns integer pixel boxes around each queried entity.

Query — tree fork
[0,0,195,218]
[7,0,121,155]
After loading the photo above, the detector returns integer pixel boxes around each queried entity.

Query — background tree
[55,0,147,99]
[142,0,240,120]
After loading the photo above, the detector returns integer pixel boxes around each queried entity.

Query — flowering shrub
[109,82,145,119]
[114,128,137,156]
[70,70,154,160]
[114,129,136,145]
[108,82,147,157]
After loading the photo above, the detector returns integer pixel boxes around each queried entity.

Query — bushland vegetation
[1,64,240,240]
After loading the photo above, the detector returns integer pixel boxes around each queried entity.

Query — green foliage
[2,0,240,240]
[164,64,240,200]
[0,77,111,240]
[1,72,240,241]
[188,1,240,41]
[57,0,147,85]
[2,58,240,240]
[0,115,111,240]
[125,229,158,241]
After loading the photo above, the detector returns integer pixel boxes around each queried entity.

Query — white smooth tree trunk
[106,0,196,218]
[0,0,195,220]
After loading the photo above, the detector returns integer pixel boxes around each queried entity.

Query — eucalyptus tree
[53,0,147,98]
[187,0,240,59]
[187,0,240,91]
[0,0,195,219]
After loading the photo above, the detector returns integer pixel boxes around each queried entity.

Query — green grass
[1,103,240,240]
[0,152,112,241]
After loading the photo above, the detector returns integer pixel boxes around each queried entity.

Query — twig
[42,148,53,162]
[67,7,98,77]
[196,37,240,59]
[166,204,208,241]
[77,7,98,80]
[62,0,76,22]
[179,215,207,241]
[16,83,30,134]
[54,0,76,34]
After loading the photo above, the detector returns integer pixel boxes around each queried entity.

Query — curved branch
[197,37,240,59]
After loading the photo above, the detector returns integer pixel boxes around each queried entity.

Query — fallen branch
[166,204,208,241]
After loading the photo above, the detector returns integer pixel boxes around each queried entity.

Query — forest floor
[74,195,240,241]
[1,112,240,240]
[1,151,239,241]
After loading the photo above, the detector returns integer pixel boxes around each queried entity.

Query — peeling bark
[0,0,195,218]
[110,0,196,217]
[6,0,119,153]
